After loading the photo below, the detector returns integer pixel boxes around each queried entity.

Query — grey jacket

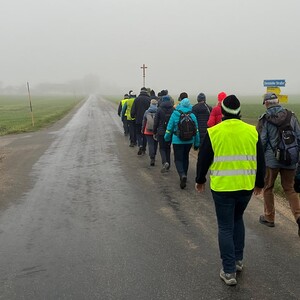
[257,104,300,169]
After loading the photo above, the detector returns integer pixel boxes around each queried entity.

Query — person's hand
[253,187,263,195]
[153,134,158,141]
[193,146,199,151]
[195,183,205,192]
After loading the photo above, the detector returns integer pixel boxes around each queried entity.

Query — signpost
[27,82,35,126]
[263,79,286,87]
[263,79,288,103]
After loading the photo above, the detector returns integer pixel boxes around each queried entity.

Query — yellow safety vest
[126,98,135,121]
[121,99,128,117]
[208,119,258,192]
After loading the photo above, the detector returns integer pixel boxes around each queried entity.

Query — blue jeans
[157,134,171,166]
[173,143,192,178]
[211,190,253,273]
[146,135,158,159]
[135,124,147,150]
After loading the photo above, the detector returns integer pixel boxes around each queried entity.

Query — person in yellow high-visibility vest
[118,94,129,136]
[195,95,266,286]
[122,91,137,147]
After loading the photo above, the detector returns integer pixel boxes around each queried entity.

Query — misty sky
[1,0,300,96]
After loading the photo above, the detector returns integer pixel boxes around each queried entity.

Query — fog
[1,0,300,97]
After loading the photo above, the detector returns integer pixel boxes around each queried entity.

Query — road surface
[0,95,299,299]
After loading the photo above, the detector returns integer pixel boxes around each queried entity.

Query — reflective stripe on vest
[208,119,258,192]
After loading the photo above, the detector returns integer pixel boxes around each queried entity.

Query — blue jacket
[164,98,200,146]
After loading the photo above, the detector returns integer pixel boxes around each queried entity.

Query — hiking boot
[297,217,300,237]
[161,162,169,173]
[142,148,146,155]
[137,147,143,155]
[129,142,135,147]
[220,269,237,286]
[259,215,275,227]
[236,260,243,272]
[180,175,187,189]
[150,159,155,166]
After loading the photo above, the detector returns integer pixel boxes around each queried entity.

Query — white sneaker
[236,260,243,272]
[161,162,169,173]
[220,269,237,286]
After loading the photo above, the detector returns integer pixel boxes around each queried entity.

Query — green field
[0,94,83,136]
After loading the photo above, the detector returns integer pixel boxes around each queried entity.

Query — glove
[294,174,300,193]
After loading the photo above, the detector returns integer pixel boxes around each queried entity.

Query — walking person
[257,92,300,236]
[153,95,174,172]
[122,91,137,147]
[131,87,151,155]
[165,96,200,189]
[207,91,227,127]
[142,99,159,166]
[195,95,265,286]
[192,92,212,147]
[118,93,129,136]
[173,92,188,109]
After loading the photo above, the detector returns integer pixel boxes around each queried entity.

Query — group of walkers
[118,87,203,189]
[118,88,300,286]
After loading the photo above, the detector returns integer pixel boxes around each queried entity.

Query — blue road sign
[263,80,286,87]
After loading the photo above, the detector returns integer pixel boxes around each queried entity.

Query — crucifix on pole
[140,64,147,87]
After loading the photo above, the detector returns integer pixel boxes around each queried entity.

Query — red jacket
[207,104,222,127]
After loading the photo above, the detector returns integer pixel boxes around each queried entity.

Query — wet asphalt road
[0,95,299,300]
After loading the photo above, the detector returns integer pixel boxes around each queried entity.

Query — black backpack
[177,110,197,141]
[272,110,299,165]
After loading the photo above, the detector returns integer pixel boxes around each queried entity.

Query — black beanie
[221,95,241,116]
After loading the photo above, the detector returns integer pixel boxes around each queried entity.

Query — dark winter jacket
[131,91,151,125]
[257,104,300,169]
[153,100,174,136]
[192,102,212,144]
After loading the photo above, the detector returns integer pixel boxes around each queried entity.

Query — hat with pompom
[221,95,241,116]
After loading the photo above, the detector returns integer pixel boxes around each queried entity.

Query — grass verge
[0,94,83,136]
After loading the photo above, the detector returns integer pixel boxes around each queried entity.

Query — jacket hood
[148,104,158,113]
[179,98,191,108]
[265,105,288,127]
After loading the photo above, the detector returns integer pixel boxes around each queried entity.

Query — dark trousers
[158,135,171,166]
[135,123,147,150]
[127,120,136,145]
[172,143,192,178]
[211,190,252,273]
[145,135,158,159]
[122,117,129,135]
